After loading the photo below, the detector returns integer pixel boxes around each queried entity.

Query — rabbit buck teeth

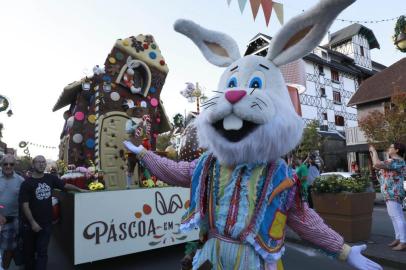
[223,114,242,130]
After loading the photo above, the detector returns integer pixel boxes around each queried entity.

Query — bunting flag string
[19,141,57,149]
[227,0,284,26]
[281,2,404,24]
[227,0,403,26]
[336,15,405,24]
[28,142,57,149]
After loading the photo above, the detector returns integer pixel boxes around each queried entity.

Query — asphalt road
[9,206,400,270]
[10,238,398,270]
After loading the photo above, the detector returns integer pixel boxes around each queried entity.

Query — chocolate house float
[53,35,171,189]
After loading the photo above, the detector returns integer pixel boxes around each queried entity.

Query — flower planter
[311,192,375,242]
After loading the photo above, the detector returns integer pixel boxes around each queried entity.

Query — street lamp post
[395,32,406,51]
[192,82,203,113]
[394,15,406,52]
[180,82,207,114]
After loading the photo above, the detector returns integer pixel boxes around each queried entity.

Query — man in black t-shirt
[19,155,86,270]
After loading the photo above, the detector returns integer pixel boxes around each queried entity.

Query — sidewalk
[285,202,406,270]
[285,229,406,269]
[374,192,385,205]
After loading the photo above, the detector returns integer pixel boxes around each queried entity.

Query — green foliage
[156,132,172,152]
[294,120,324,159]
[157,112,185,152]
[173,113,184,128]
[313,174,370,194]
[56,160,68,175]
[359,92,406,148]
[15,156,33,174]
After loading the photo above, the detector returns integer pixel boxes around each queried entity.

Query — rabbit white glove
[123,141,145,155]
[347,245,382,270]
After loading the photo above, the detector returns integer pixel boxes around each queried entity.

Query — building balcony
[345,126,368,146]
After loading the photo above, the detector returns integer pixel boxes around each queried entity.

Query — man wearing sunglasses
[0,154,24,269]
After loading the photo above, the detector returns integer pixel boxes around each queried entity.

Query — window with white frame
[335,115,344,126]
[331,69,339,82]
[333,90,341,104]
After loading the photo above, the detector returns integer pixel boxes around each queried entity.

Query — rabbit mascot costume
[124,0,382,269]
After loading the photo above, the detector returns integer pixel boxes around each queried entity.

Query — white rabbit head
[174,0,355,165]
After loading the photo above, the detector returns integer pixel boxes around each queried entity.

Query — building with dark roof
[346,58,405,173]
[348,58,406,107]
[245,23,387,171]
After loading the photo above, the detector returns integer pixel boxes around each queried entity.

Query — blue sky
[0,0,403,159]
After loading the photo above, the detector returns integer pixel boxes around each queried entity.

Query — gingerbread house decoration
[53,35,171,190]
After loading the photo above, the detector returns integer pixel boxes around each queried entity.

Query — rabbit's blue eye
[249,77,262,89]
[227,77,237,88]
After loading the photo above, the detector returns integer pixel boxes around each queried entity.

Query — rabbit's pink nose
[225,90,246,104]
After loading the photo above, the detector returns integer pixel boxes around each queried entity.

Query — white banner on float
[74,187,199,265]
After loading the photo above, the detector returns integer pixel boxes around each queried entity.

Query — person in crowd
[306,154,320,208]
[48,167,59,178]
[296,156,309,201]
[0,154,24,269]
[24,169,32,181]
[351,161,359,174]
[19,155,86,270]
[370,143,406,251]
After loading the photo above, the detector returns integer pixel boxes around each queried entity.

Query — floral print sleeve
[389,159,406,172]
[377,159,406,204]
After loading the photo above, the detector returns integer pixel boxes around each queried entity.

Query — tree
[173,113,184,129]
[15,156,32,174]
[293,120,324,159]
[156,132,172,151]
[156,113,185,151]
[359,91,406,148]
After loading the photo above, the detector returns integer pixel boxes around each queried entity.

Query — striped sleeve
[287,201,344,254]
[141,151,197,188]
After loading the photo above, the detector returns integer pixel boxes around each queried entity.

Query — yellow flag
[273,2,284,24]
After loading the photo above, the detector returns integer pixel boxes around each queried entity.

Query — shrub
[312,174,370,194]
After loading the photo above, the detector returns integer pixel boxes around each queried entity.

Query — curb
[364,253,406,270]
[285,236,406,269]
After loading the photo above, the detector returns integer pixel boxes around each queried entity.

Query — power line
[283,2,404,24]
[336,15,404,24]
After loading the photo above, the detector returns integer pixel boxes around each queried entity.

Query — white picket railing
[345,126,368,146]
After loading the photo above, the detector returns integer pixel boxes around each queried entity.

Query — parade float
[52,34,199,265]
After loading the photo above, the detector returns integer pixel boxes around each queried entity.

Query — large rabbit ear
[174,19,241,67]
[267,0,355,67]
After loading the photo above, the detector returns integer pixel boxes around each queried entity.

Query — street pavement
[11,239,388,270]
[285,202,406,270]
[8,203,403,270]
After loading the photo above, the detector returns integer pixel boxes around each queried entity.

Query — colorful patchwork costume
[137,152,345,269]
[124,0,382,269]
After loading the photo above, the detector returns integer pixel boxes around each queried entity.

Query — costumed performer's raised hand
[123,140,144,155]
[347,245,382,270]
